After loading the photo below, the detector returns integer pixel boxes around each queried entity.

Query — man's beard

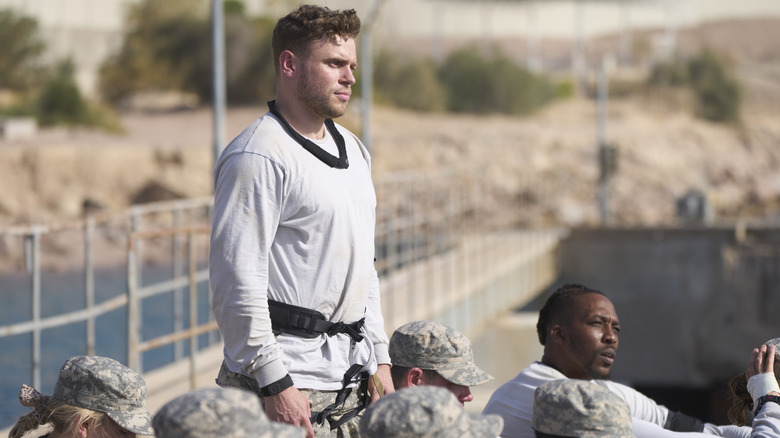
[586,358,612,380]
[298,74,347,120]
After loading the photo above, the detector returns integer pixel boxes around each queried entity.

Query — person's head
[359,386,503,437]
[272,5,361,120]
[728,337,780,426]
[536,284,620,380]
[152,387,304,438]
[389,320,493,406]
[10,355,154,438]
[532,379,634,438]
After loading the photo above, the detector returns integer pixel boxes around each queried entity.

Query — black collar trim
[267,100,349,169]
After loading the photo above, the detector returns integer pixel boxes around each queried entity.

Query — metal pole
[360,0,388,156]
[360,30,374,154]
[597,56,611,225]
[173,209,184,361]
[212,0,227,174]
[572,0,585,94]
[85,218,96,356]
[188,232,198,389]
[127,233,140,372]
[526,0,541,72]
[27,230,42,389]
[619,0,632,66]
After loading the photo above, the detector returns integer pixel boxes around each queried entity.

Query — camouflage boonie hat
[532,379,633,438]
[389,320,493,386]
[359,386,503,437]
[52,355,153,435]
[153,387,305,438]
[765,338,780,358]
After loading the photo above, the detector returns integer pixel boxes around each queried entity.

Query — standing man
[389,320,493,406]
[209,5,393,438]
[482,283,727,438]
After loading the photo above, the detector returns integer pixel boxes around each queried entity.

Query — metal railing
[0,198,216,390]
[0,170,564,423]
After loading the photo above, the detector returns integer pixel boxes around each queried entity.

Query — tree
[0,8,45,91]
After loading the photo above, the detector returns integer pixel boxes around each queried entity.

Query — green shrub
[373,50,446,112]
[688,49,740,123]
[99,0,276,106]
[438,47,556,115]
[555,79,575,99]
[647,49,741,123]
[37,61,88,126]
[0,8,45,91]
[38,60,122,130]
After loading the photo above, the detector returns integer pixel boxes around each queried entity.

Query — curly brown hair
[272,4,361,73]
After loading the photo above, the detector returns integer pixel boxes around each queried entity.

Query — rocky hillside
[1,18,779,230]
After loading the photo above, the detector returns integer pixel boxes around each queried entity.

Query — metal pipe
[127,233,140,372]
[211,0,227,174]
[85,217,96,356]
[30,230,42,389]
[173,208,184,361]
[188,231,198,389]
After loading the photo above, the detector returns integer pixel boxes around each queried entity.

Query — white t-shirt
[209,112,390,391]
[481,361,755,438]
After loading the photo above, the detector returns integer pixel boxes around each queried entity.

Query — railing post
[173,208,184,361]
[127,232,141,372]
[85,217,96,356]
[188,231,198,389]
[25,228,42,389]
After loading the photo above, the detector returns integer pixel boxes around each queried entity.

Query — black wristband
[754,394,780,415]
[260,374,294,397]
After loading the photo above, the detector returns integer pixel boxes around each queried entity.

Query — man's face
[421,372,474,407]
[296,35,356,120]
[558,293,620,380]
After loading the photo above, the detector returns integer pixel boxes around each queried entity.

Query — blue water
[0,263,216,429]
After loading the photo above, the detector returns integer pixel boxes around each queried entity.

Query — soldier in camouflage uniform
[359,386,503,437]
[531,379,633,438]
[10,355,154,438]
[389,320,493,406]
[153,387,305,438]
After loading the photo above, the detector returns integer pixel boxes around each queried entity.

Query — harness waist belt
[268,299,365,342]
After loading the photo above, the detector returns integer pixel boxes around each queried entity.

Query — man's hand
[369,364,395,403]
[264,386,314,438]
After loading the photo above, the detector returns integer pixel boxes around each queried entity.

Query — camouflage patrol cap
[389,320,493,386]
[52,355,153,435]
[153,387,304,438]
[532,379,633,438]
[359,386,503,437]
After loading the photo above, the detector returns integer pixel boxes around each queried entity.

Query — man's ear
[407,367,425,387]
[549,324,566,344]
[279,50,296,78]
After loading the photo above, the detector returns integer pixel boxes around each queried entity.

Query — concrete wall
[559,226,780,388]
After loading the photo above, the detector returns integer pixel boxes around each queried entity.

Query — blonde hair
[9,399,110,438]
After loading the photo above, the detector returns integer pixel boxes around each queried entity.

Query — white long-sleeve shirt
[482,361,745,438]
[753,402,780,437]
[209,112,390,391]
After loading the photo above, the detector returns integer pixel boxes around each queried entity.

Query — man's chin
[588,368,612,380]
